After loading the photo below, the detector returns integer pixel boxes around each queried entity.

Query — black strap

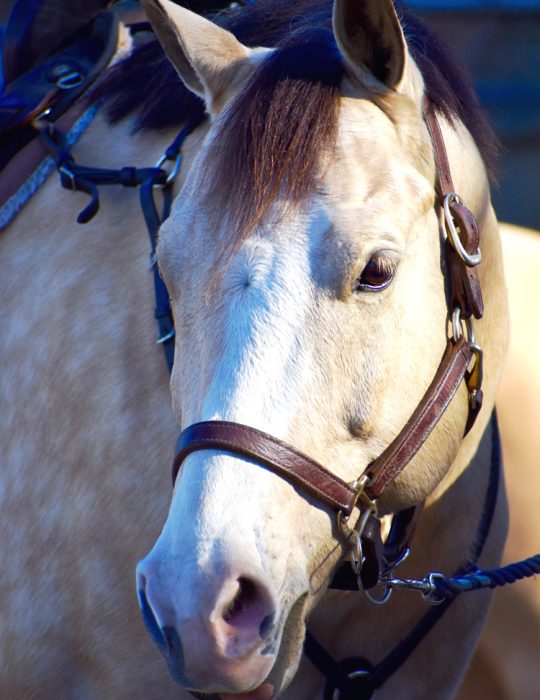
[38,120,166,221]
[39,114,203,372]
[304,635,375,700]
[140,172,175,372]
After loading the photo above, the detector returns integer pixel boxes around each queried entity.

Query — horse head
[136,1,508,696]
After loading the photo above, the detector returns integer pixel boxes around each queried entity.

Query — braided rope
[387,554,540,603]
[431,554,540,598]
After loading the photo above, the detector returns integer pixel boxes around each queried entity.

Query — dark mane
[93,0,497,237]
[208,27,343,240]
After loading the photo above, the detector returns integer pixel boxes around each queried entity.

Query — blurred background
[409,0,540,230]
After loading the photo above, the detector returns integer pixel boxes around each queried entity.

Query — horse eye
[355,256,396,293]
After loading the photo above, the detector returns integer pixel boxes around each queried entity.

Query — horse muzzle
[136,553,278,694]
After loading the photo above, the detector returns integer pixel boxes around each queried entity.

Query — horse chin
[219,682,275,700]
[166,651,276,696]
[261,593,311,697]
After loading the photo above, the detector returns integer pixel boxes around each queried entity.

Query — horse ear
[141,0,252,114]
[332,0,408,90]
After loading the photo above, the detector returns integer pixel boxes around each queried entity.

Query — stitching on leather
[178,430,353,511]
[371,341,469,490]
[195,421,351,486]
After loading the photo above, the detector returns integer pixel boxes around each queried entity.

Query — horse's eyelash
[370,255,397,274]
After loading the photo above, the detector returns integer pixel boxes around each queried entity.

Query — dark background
[409,0,540,230]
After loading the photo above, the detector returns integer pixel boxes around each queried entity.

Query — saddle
[0,0,238,175]
[0,0,117,177]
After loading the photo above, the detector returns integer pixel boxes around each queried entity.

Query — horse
[1,0,511,698]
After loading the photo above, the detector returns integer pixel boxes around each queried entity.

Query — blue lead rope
[386,553,540,604]
[433,553,540,597]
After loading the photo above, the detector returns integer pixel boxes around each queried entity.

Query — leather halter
[172,102,485,528]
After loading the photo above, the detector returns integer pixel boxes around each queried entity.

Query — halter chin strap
[172,103,484,525]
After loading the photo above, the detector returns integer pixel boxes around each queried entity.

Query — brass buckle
[337,474,377,538]
[350,474,377,514]
[467,343,484,410]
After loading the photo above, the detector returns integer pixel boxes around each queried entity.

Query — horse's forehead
[165,96,431,268]
[330,99,428,192]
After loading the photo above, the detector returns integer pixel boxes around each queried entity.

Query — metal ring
[363,585,393,606]
[443,193,481,267]
[332,670,371,700]
[451,308,474,344]
[56,71,84,90]
[153,152,182,187]
[31,108,53,129]
[422,572,447,605]
[349,508,372,574]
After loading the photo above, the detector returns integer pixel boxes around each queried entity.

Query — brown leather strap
[174,421,358,514]
[0,100,87,211]
[365,335,472,499]
[423,99,454,198]
[173,337,472,513]
[423,101,484,320]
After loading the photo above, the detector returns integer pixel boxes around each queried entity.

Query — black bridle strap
[39,116,203,372]
[140,170,175,371]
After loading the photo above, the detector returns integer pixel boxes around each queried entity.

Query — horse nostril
[223,577,257,623]
[217,576,276,657]
[138,586,167,655]
[223,577,274,629]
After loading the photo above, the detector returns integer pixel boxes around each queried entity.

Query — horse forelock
[92,0,498,177]
[205,27,343,247]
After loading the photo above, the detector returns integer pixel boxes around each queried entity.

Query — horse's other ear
[333,0,408,91]
[141,0,253,115]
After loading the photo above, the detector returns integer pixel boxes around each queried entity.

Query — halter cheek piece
[173,100,485,570]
